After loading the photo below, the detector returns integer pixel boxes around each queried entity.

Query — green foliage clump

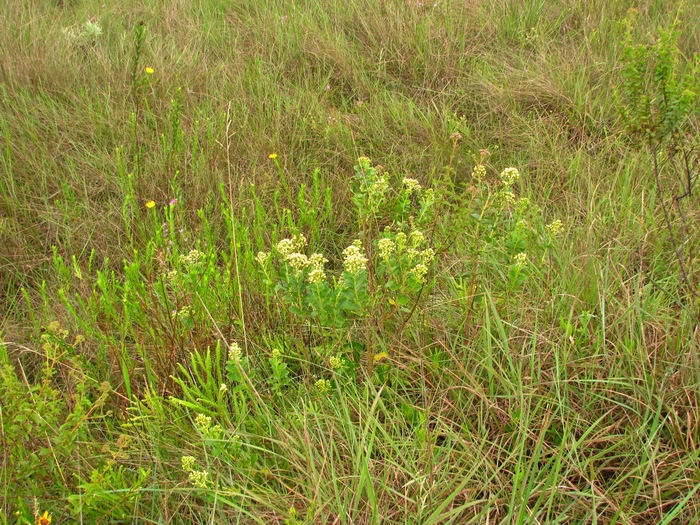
[1,323,110,522]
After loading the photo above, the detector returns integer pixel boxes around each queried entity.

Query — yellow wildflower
[373,352,389,364]
[145,200,156,209]
[268,152,278,159]
[145,67,154,75]
[37,511,51,525]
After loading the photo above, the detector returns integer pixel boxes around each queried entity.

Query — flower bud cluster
[276,234,307,257]
[377,238,396,259]
[342,242,368,274]
[500,167,521,186]
[188,470,209,488]
[514,252,528,267]
[179,249,206,267]
[410,263,429,283]
[546,219,564,236]
[307,253,328,284]
[402,178,422,195]
[228,342,242,362]
[472,164,486,183]
[194,413,212,432]
[315,379,331,394]
[286,252,309,271]
[368,176,389,196]
[329,355,343,369]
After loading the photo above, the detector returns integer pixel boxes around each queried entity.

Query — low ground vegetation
[1,1,699,523]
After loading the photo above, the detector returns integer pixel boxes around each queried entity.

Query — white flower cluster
[62,19,103,41]
[472,164,486,183]
[342,242,368,274]
[495,189,516,208]
[276,234,307,257]
[406,247,430,264]
[255,251,269,265]
[500,167,521,186]
[410,264,429,283]
[307,253,328,284]
[377,238,396,259]
[179,249,206,267]
[410,230,425,247]
[368,176,389,197]
[420,247,435,264]
[395,232,407,251]
[286,252,309,271]
[228,342,242,362]
[402,178,422,195]
[516,197,531,213]
[181,455,208,488]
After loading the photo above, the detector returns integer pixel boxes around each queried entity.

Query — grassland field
[1,0,700,524]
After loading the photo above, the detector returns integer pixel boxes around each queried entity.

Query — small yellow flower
[37,511,51,525]
[373,352,389,364]
[145,200,156,209]
[268,152,278,159]
[145,67,154,75]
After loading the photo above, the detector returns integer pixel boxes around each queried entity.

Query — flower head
[315,379,331,394]
[546,219,564,236]
[268,152,278,159]
[145,67,154,75]
[145,200,156,209]
[179,249,206,267]
[228,342,242,362]
[37,511,51,525]
[410,263,429,283]
[395,232,407,251]
[308,253,328,269]
[516,197,531,213]
[471,164,486,183]
[286,252,309,271]
[276,234,306,257]
[342,242,368,274]
[181,456,196,472]
[368,176,389,196]
[420,248,435,264]
[500,167,521,186]
[194,413,212,432]
[357,157,372,170]
[410,230,425,247]
[188,470,209,488]
[377,238,396,259]
[330,355,343,369]
[402,178,422,195]
[307,267,326,284]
